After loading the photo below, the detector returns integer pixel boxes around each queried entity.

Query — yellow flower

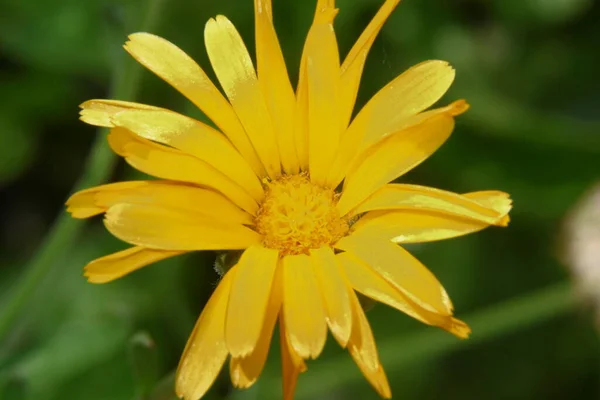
[67,0,511,398]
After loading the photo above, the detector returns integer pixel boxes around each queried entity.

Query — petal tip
[448,317,471,339]
[83,271,110,284]
[227,345,254,359]
[204,16,218,33]
[127,32,144,40]
[449,99,470,116]
[215,14,229,23]
[79,99,93,109]
[126,32,158,44]
[497,214,511,227]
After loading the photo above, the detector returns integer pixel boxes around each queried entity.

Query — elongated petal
[104,203,260,251]
[338,252,470,338]
[123,33,265,176]
[230,260,283,388]
[328,101,467,188]
[255,0,299,174]
[108,127,258,215]
[226,246,279,357]
[66,180,252,224]
[294,58,310,171]
[205,15,281,179]
[176,271,232,399]
[336,235,453,315]
[84,246,184,284]
[280,313,307,400]
[111,109,264,201]
[295,3,338,170]
[306,21,341,185]
[79,99,161,127]
[352,208,509,245]
[328,62,456,187]
[339,0,401,130]
[351,187,512,244]
[282,254,327,359]
[347,288,391,398]
[351,183,510,226]
[339,251,429,323]
[337,114,455,216]
[355,60,455,147]
[361,99,468,151]
[310,247,351,346]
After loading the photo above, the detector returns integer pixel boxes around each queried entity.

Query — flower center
[255,174,349,255]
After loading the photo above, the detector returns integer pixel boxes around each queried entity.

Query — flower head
[67,0,511,398]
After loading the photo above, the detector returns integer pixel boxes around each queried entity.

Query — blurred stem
[0,0,166,341]
[263,281,576,398]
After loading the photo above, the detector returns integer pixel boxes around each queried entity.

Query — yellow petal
[336,235,453,315]
[84,246,184,284]
[463,191,512,227]
[280,313,307,400]
[79,99,161,127]
[338,252,470,338]
[66,181,145,219]
[111,109,264,201]
[354,60,455,148]
[362,99,469,152]
[351,183,510,226]
[347,288,391,398]
[352,209,504,244]
[306,21,341,186]
[315,0,335,15]
[254,0,299,174]
[328,101,467,188]
[204,15,281,179]
[339,0,401,130]
[108,127,258,215]
[329,61,456,187]
[123,33,265,176]
[350,186,513,244]
[230,259,283,388]
[313,0,338,23]
[294,59,310,171]
[282,254,327,359]
[66,180,253,225]
[337,114,455,216]
[104,203,260,251]
[338,251,431,324]
[310,247,351,347]
[295,3,338,171]
[176,270,232,399]
[226,246,279,357]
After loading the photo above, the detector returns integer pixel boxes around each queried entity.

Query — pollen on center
[254,174,349,255]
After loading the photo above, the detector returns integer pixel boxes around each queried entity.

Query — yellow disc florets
[255,174,349,255]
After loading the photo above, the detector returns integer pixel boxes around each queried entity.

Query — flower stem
[0,0,166,341]
[263,281,577,398]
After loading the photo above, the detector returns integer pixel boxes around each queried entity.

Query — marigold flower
[67,0,512,398]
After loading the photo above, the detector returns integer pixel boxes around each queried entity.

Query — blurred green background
[1,0,599,399]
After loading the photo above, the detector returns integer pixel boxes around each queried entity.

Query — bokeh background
[1,0,599,399]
